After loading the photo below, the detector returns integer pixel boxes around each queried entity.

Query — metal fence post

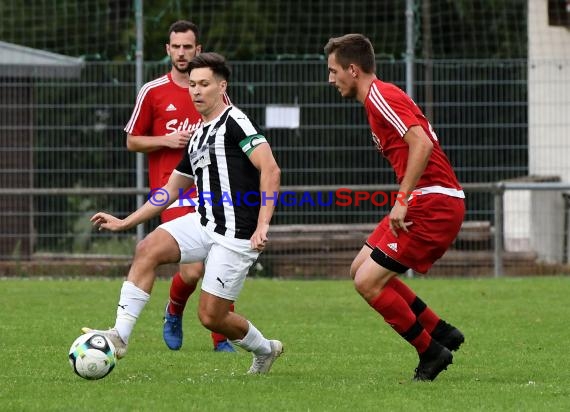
[134,0,145,242]
[563,193,570,264]
[405,0,415,99]
[493,183,505,277]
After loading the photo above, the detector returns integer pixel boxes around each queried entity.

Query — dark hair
[324,34,375,74]
[188,52,231,81]
[168,20,200,43]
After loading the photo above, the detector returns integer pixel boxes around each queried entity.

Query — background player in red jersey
[325,34,465,381]
[124,20,235,352]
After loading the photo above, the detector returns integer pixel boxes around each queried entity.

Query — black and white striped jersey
[174,106,269,239]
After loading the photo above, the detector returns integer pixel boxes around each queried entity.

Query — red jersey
[365,79,463,196]
[124,72,202,190]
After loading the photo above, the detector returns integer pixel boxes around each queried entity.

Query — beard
[172,58,189,73]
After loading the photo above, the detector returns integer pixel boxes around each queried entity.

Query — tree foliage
[0,0,527,60]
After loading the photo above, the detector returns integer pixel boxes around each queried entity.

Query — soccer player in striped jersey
[86,52,283,375]
[124,20,235,352]
[325,34,465,381]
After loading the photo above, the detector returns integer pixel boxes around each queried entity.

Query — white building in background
[504,1,570,263]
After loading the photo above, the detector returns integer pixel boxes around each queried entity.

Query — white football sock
[114,281,150,343]
[232,321,271,355]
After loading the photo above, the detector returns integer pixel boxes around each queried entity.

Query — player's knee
[352,262,398,301]
[179,266,203,283]
[353,271,390,302]
[133,237,160,264]
[197,309,222,332]
[352,270,370,296]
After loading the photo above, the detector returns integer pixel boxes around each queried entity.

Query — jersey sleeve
[174,144,194,177]
[124,85,153,135]
[368,83,419,137]
[227,112,268,157]
[239,134,268,156]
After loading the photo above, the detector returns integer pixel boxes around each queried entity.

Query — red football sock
[211,303,235,347]
[369,288,431,353]
[386,277,441,334]
[168,272,196,316]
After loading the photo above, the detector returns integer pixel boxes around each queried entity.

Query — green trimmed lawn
[1,277,569,411]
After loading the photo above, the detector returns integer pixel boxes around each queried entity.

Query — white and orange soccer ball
[68,332,117,380]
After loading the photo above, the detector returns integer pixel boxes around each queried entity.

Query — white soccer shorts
[159,213,259,301]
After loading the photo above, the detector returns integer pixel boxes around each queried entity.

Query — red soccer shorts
[366,194,465,274]
[160,206,195,224]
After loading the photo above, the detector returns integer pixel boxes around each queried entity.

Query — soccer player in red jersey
[325,34,465,381]
[124,20,235,352]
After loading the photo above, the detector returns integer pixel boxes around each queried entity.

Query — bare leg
[128,228,181,293]
[84,228,182,357]
[197,290,282,374]
[197,291,248,340]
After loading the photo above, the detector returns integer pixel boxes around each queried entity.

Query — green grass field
[1,277,569,411]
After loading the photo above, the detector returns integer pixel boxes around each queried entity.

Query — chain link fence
[1,1,569,277]
[3,58,568,276]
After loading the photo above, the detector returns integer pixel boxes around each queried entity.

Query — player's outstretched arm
[91,172,195,232]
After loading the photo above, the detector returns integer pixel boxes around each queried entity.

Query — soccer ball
[68,332,117,380]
